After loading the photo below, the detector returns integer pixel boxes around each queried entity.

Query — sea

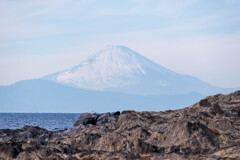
[0,113,81,131]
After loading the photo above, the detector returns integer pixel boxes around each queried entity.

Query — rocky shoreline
[0,91,240,160]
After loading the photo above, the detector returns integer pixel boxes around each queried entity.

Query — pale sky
[0,0,240,88]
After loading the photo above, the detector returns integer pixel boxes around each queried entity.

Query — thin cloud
[0,0,240,88]
[0,41,29,48]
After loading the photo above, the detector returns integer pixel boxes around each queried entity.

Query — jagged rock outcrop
[74,111,120,127]
[0,91,240,160]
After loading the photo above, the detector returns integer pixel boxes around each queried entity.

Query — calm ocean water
[0,113,81,131]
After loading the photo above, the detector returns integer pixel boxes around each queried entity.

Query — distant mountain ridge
[43,45,234,96]
[0,79,203,113]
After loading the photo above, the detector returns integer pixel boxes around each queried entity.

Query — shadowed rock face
[0,91,240,160]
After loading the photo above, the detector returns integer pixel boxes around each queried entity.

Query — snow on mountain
[45,45,174,90]
[43,45,233,95]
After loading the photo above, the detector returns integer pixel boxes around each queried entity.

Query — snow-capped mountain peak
[81,45,148,74]
[43,45,226,95]
[44,45,174,91]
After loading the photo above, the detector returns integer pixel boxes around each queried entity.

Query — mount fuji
[0,45,237,112]
[43,45,233,96]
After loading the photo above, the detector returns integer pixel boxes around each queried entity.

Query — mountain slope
[0,79,203,112]
[43,45,234,95]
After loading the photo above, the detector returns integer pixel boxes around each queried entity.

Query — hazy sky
[0,0,240,88]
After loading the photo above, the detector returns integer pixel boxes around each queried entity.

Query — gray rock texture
[0,91,240,159]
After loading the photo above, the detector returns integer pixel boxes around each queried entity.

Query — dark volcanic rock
[0,126,51,143]
[74,113,99,126]
[0,91,240,160]
[74,111,120,127]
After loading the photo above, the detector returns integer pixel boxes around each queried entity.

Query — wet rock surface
[0,91,240,160]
